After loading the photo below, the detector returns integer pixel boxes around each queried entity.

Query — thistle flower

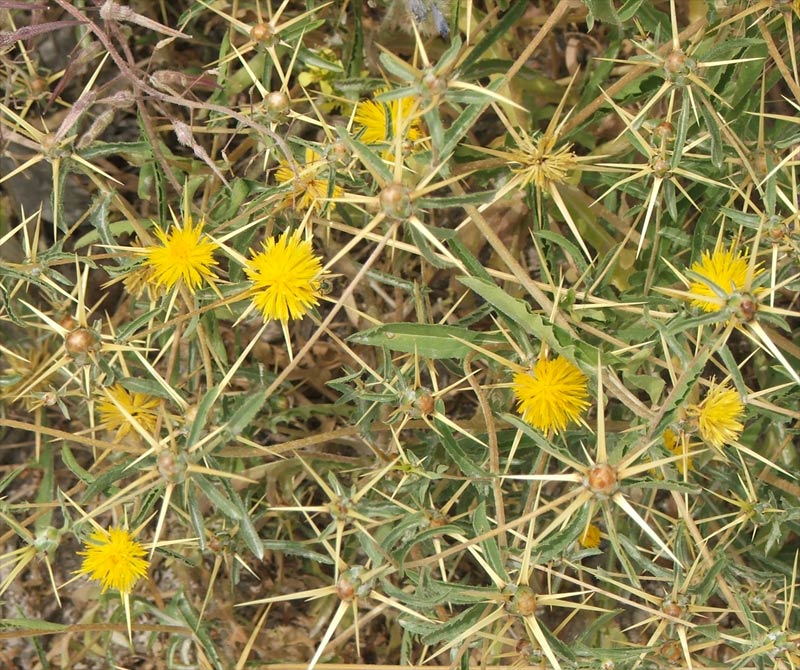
[76,526,149,595]
[512,133,578,190]
[513,356,589,434]
[664,427,692,474]
[579,524,601,549]
[245,229,325,322]
[275,147,344,211]
[686,383,745,449]
[142,216,219,294]
[96,384,159,439]
[687,246,761,313]
[297,48,343,102]
[354,90,423,145]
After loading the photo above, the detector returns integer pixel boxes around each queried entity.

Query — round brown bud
[738,298,757,322]
[510,585,537,616]
[265,91,290,116]
[379,183,412,220]
[652,158,671,178]
[59,314,78,331]
[428,510,447,528]
[330,139,349,163]
[655,122,674,140]
[664,50,687,75]
[65,327,98,359]
[752,149,768,176]
[336,575,356,601]
[272,395,291,411]
[30,77,48,95]
[185,403,199,425]
[40,132,58,156]
[660,640,682,662]
[662,601,683,619]
[422,71,447,97]
[250,22,274,43]
[586,463,618,496]
[158,451,187,483]
[415,392,435,416]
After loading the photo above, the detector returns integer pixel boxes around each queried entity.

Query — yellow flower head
[664,427,692,474]
[513,356,589,434]
[297,48,343,97]
[96,384,159,439]
[579,524,601,549]
[275,147,344,212]
[143,216,219,294]
[687,383,745,449]
[513,133,577,190]
[687,246,761,313]
[245,229,325,322]
[77,526,149,595]
[354,90,423,145]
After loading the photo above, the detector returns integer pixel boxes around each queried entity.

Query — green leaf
[223,389,268,438]
[383,578,498,608]
[436,418,487,479]
[408,223,452,269]
[82,461,133,501]
[459,0,527,73]
[173,591,225,670]
[419,602,489,645]
[336,126,393,184]
[186,384,220,450]
[0,465,24,495]
[261,540,334,564]
[193,475,241,520]
[457,275,548,338]
[617,0,647,21]
[582,0,622,29]
[624,373,665,405]
[698,100,724,169]
[392,523,464,567]
[530,505,589,564]
[472,501,508,580]
[118,376,176,401]
[61,446,93,485]
[348,322,503,359]
[187,484,206,552]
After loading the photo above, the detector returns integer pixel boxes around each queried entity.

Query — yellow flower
[513,356,589,434]
[77,526,149,595]
[297,48,343,99]
[664,427,692,474]
[96,384,159,439]
[687,383,745,449]
[687,246,761,313]
[275,147,343,212]
[143,216,219,294]
[513,133,577,190]
[354,90,423,144]
[246,229,324,322]
[579,524,601,549]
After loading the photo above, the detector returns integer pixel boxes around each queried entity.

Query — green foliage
[1,0,800,668]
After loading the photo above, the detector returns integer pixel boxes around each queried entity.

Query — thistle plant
[2,0,800,668]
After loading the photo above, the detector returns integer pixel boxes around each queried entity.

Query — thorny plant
[1,0,800,668]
